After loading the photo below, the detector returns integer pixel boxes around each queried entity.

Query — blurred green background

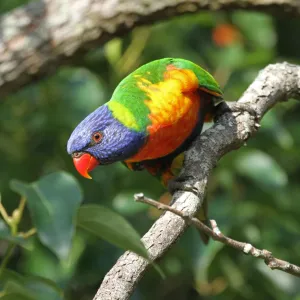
[1,1,300,299]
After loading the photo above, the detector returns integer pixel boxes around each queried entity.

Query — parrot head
[67,105,145,179]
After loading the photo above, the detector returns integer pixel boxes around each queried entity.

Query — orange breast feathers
[126,68,201,163]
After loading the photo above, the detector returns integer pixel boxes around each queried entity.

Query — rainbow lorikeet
[67,58,223,242]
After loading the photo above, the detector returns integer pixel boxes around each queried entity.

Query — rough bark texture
[94,62,300,300]
[1,0,300,98]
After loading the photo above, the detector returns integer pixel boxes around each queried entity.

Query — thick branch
[135,193,300,278]
[94,62,300,300]
[1,0,300,98]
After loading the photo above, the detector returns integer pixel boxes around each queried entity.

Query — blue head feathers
[67,105,145,164]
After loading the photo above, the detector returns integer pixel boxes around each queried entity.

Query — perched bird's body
[67,58,223,242]
[109,60,219,163]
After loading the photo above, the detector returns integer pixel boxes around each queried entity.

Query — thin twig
[0,194,12,226]
[19,228,37,239]
[16,197,26,221]
[0,196,30,275]
[134,193,300,278]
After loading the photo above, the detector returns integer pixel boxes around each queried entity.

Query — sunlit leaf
[235,150,288,190]
[77,204,148,258]
[233,12,276,49]
[257,260,300,294]
[261,111,294,150]
[220,256,245,290]
[104,38,122,67]
[10,172,83,260]
[211,43,245,69]
[112,191,148,216]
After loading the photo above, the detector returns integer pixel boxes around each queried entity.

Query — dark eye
[92,131,103,143]
[72,152,82,158]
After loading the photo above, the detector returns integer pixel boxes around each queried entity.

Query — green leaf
[235,150,288,190]
[0,270,24,290]
[24,276,63,299]
[55,67,106,126]
[213,44,245,69]
[104,38,122,67]
[0,293,35,300]
[22,234,86,283]
[1,281,36,300]
[77,204,148,258]
[0,220,32,249]
[112,191,149,216]
[261,111,294,150]
[1,275,63,300]
[233,12,276,49]
[10,171,83,260]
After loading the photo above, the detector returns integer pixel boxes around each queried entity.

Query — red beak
[72,153,99,179]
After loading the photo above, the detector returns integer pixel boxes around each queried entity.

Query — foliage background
[1,1,300,299]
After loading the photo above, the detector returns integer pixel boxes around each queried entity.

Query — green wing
[107,58,222,132]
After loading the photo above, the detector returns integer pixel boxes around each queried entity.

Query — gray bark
[94,62,300,299]
[1,0,300,98]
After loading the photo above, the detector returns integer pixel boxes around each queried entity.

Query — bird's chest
[125,90,201,162]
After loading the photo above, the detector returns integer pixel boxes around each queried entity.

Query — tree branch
[1,0,300,98]
[94,62,300,300]
[134,193,300,278]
